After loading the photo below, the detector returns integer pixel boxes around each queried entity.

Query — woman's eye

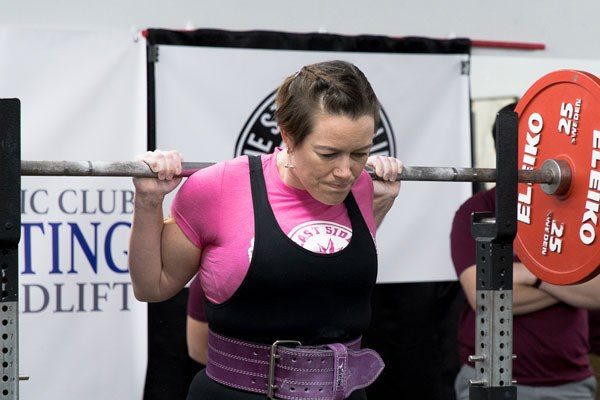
[319,153,337,159]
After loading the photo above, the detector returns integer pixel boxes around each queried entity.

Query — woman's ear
[280,128,293,153]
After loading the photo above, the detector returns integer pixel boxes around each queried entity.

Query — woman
[129,60,403,399]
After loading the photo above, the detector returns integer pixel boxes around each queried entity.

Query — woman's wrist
[134,193,165,210]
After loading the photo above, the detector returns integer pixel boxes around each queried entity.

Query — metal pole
[20,160,557,184]
[0,99,21,400]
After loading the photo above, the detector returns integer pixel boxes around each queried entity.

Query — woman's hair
[274,60,380,147]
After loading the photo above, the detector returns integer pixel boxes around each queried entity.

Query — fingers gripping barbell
[13,70,600,286]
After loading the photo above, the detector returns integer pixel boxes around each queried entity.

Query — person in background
[590,310,600,400]
[451,102,600,400]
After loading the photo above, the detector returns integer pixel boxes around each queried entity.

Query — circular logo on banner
[234,90,396,157]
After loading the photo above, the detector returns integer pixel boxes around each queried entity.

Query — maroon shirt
[589,310,600,355]
[450,187,592,386]
[187,275,207,323]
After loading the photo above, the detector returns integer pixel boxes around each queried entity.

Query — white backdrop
[154,45,472,282]
[0,29,147,399]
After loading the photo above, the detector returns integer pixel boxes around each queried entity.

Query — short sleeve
[170,162,225,248]
[187,275,207,322]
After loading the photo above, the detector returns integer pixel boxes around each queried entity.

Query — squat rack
[0,98,518,399]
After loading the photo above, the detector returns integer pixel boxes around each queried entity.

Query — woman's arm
[128,150,201,302]
[367,155,403,227]
[513,262,600,310]
[538,277,600,310]
[459,265,559,315]
[186,316,209,365]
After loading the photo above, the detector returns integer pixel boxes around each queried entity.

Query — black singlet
[188,155,378,400]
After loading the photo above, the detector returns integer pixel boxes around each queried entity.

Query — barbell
[16,70,600,286]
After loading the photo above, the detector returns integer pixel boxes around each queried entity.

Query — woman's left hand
[367,155,403,199]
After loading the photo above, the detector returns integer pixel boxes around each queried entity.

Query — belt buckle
[267,339,302,399]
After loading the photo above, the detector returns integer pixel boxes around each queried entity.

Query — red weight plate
[515,70,600,285]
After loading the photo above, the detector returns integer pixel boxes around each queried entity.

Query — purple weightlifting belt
[206,330,385,400]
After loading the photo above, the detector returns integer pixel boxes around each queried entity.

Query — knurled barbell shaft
[20,160,557,185]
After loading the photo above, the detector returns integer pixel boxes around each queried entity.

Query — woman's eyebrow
[313,144,373,152]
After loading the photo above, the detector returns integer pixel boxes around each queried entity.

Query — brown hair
[274,60,380,147]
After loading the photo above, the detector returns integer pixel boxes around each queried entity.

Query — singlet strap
[248,155,271,222]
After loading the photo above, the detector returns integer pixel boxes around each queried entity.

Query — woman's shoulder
[185,155,250,185]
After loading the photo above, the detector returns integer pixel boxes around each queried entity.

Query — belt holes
[253,351,258,356]
[304,388,309,392]
[251,378,256,384]
[307,359,312,363]
[290,387,295,392]
[292,357,297,363]
[319,388,323,392]
[321,359,325,364]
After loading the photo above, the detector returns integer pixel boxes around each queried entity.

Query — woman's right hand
[133,150,183,201]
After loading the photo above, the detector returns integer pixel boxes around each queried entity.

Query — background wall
[2,3,599,399]
[0,0,598,60]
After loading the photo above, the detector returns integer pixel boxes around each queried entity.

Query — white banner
[154,45,471,282]
[0,28,147,399]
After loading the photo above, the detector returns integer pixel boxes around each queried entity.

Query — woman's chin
[312,189,349,205]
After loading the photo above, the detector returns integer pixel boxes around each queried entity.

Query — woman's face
[285,113,375,205]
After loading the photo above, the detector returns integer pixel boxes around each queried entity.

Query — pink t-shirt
[171,149,376,304]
